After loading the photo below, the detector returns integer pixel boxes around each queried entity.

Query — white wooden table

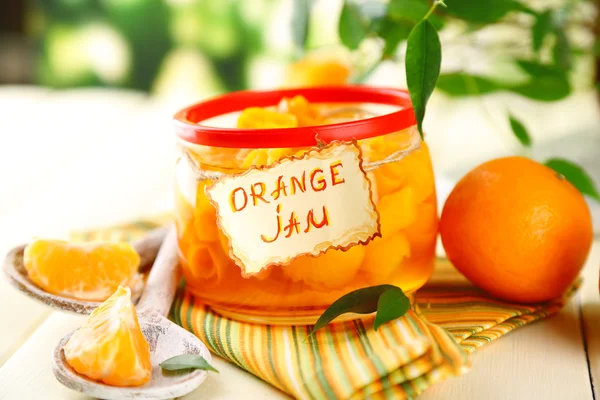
[0,87,598,399]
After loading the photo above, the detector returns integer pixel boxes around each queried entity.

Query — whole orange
[440,156,593,303]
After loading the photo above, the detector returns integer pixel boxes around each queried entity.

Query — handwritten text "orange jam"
[227,160,345,243]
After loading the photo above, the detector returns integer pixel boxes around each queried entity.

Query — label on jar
[205,141,381,277]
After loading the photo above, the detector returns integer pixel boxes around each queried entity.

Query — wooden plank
[419,242,600,400]
[0,212,58,366]
[581,241,600,398]
[181,359,290,400]
[0,313,86,400]
[0,280,51,366]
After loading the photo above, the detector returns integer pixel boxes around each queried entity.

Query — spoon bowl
[51,227,211,399]
[2,227,167,314]
[53,309,209,400]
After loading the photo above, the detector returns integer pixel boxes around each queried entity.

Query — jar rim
[173,86,416,148]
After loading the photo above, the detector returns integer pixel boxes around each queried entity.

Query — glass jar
[173,86,437,324]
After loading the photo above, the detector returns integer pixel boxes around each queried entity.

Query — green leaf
[292,0,312,51]
[545,158,600,201]
[512,60,571,101]
[339,1,368,50]
[442,0,522,23]
[593,39,600,56]
[515,59,562,78]
[552,27,571,70]
[515,59,562,77]
[373,287,411,330]
[436,66,570,102]
[309,285,407,335]
[160,354,219,373]
[405,19,441,137]
[532,10,552,52]
[512,80,570,101]
[377,18,412,56]
[387,0,444,29]
[436,73,500,96]
[508,114,532,147]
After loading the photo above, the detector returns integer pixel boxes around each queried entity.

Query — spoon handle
[136,225,180,316]
[131,226,169,272]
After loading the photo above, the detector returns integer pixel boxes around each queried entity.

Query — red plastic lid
[174,86,416,148]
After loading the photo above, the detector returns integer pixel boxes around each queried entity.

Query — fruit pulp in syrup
[175,96,438,322]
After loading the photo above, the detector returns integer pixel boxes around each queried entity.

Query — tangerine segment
[215,231,272,280]
[403,199,438,257]
[386,253,435,293]
[237,107,298,129]
[240,148,307,169]
[23,240,140,301]
[362,233,411,284]
[63,286,152,387]
[373,143,435,201]
[283,245,365,291]
[362,129,414,162]
[174,181,194,235]
[377,187,417,237]
[183,241,247,287]
[278,95,324,127]
[193,181,220,242]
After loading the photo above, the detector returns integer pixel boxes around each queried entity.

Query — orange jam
[174,87,437,324]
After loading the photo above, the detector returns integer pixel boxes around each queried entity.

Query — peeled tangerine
[237,107,298,129]
[63,286,152,387]
[283,245,365,291]
[24,240,140,301]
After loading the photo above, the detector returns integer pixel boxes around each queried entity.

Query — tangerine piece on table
[63,286,152,387]
[283,245,365,291]
[440,156,593,303]
[23,239,140,301]
[237,107,298,129]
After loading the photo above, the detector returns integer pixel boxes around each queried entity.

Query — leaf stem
[424,0,446,20]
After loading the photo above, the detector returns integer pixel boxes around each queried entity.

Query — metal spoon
[52,227,210,400]
[2,226,168,314]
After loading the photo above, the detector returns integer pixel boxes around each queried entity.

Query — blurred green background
[1,0,595,98]
[26,0,340,94]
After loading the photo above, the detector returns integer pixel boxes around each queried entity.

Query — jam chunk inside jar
[174,87,437,324]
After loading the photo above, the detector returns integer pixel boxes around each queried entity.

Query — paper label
[206,141,381,277]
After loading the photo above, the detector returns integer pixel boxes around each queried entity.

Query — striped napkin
[72,218,579,399]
